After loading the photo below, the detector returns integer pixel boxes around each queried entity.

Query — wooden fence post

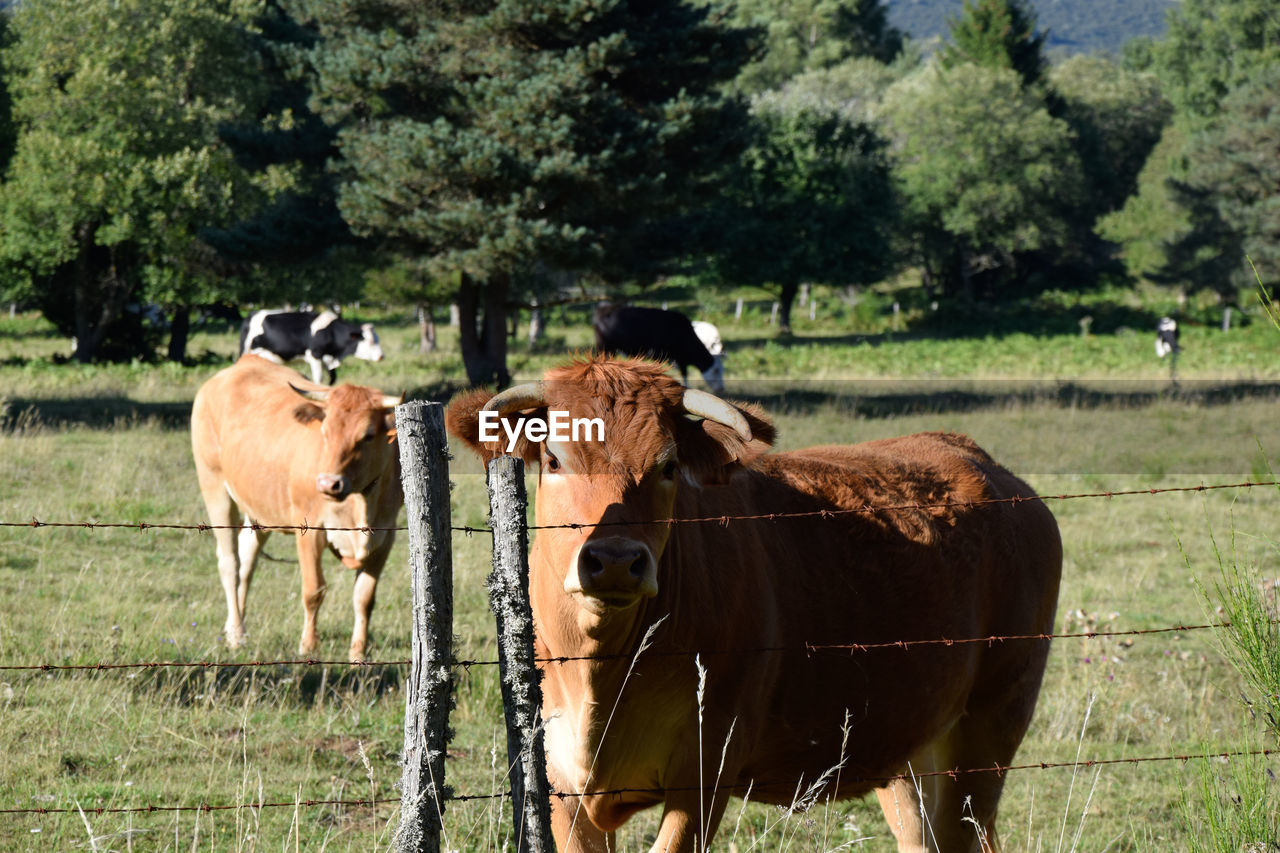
[395,401,455,853]
[487,456,555,853]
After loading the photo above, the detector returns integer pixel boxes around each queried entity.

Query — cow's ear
[293,403,325,425]
[444,389,542,466]
[676,401,775,486]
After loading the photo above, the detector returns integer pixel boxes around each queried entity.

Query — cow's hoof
[225,628,246,649]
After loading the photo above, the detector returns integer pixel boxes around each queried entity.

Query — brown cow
[447,358,1062,853]
[191,355,402,662]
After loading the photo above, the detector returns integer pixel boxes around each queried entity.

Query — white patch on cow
[242,309,281,355]
[691,320,723,356]
[321,353,341,370]
[247,348,286,365]
[303,351,326,384]
[310,310,339,335]
[355,323,384,362]
[543,707,594,793]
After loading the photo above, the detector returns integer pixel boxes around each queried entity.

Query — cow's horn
[381,394,403,409]
[290,383,328,403]
[682,388,752,442]
[483,381,546,415]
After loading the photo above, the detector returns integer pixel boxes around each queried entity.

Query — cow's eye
[661,461,678,480]
[545,451,561,473]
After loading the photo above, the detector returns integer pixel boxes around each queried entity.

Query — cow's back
[191,356,324,524]
[646,431,1061,797]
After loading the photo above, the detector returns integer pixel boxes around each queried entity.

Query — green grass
[1,304,1278,850]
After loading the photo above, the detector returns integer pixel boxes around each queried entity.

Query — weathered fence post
[487,456,555,853]
[395,401,454,853]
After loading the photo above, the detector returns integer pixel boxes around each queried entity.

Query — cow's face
[447,359,772,622]
[291,384,400,501]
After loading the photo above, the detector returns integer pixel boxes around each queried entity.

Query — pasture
[1,295,1278,851]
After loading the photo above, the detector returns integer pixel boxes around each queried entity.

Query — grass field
[1,297,1278,851]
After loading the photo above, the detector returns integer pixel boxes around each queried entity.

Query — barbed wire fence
[3,401,1278,851]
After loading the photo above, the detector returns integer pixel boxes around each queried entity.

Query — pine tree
[941,0,1047,90]
[730,0,903,93]
[299,0,753,386]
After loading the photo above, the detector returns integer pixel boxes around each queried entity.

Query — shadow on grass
[1,382,463,431]
[730,380,1280,419]
[5,379,1279,431]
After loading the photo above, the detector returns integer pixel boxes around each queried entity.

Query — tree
[710,104,897,332]
[941,0,1048,90]
[728,0,903,94]
[1049,55,1171,219]
[880,63,1084,300]
[0,0,271,362]
[0,11,14,178]
[301,0,753,387]
[1154,0,1280,127]
[1157,64,1280,300]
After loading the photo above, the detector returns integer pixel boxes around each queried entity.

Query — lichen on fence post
[395,401,454,853]
[487,455,555,853]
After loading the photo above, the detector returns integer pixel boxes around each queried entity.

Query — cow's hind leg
[198,483,247,648]
[296,529,328,655]
[236,522,270,615]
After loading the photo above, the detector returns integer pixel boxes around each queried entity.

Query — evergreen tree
[1155,0,1280,127]
[730,0,903,94]
[300,0,753,387]
[206,0,351,271]
[1158,64,1280,300]
[941,0,1048,90]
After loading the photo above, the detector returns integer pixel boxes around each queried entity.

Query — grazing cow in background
[1155,317,1180,358]
[191,355,403,661]
[240,309,384,385]
[592,302,725,393]
[447,358,1062,853]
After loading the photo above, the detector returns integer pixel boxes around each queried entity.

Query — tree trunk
[482,272,511,389]
[457,273,511,388]
[417,303,436,354]
[778,281,799,334]
[167,305,190,363]
[458,273,488,387]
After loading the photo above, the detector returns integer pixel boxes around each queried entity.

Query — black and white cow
[592,302,725,393]
[239,310,384,385]
[1155,317,1180,358]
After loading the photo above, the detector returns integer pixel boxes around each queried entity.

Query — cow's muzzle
[569,537,658,609]
[316,473,350,500]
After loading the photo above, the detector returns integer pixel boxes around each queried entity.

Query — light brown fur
[447,358,1062,852]
[191,355,402,662]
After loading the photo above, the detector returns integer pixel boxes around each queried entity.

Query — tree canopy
[881,63,1083,299]
[0,0,273,361]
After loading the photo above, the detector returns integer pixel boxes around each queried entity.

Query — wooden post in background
[487,456,555,853]
[395,401,454,853]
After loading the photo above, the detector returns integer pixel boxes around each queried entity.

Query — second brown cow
[192,355,402,662]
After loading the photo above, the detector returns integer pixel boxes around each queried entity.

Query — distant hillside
[887,0,1177,55]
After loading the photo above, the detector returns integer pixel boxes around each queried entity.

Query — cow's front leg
[550,793,615,853]
[649,787,730,853]
[348,540,390,662]
[295,528,328,655]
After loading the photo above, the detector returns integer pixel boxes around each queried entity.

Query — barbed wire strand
[0,621,1234,673]
[1,479,1275,536]
[3,747,1273,817]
